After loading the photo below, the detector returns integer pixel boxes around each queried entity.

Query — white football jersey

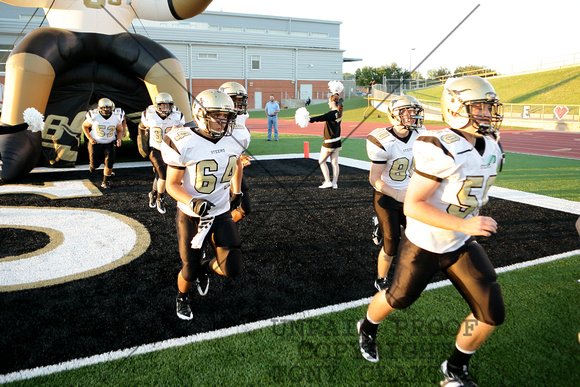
[140,106,185,151]
[235,113,250,127]
[366,126,426,191]
[85,108,124,144]
[161,128,250,217]
[231,114,252,149]
[406,128,504,253]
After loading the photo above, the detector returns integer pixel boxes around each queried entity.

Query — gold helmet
[154,92,174,117]
[441,75,503,135]
[192,89,237,139]
[387,95,424,130]
[98,98,115,118]
[219,81,248,115]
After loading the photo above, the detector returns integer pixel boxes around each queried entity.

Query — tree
[355,66,380,86]
[453,65,497,77]
[427,66,451,80]
[354,63,411,86]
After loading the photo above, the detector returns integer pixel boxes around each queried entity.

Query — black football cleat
[156,194,166,214]
[196,272,209,296]
[176,293,193,320]
[100,181,111,189]
[372,216,383,246]
[374,277,389,292]
[440,360,478,387]
[357,319,379,362]
[148,191,157,209]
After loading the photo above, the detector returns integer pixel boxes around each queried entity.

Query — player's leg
[149,149,168,214]
[175,210,204,319]
[440,239,505,385]
[206,213,242,278]
[373,191,405,291]
[102,143,116,189]
[358,238,440,362]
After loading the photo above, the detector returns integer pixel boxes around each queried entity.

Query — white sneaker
[318,181,333,189]
[332,183,338,189]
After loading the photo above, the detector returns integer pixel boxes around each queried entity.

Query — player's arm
[403,173,497,237]
[82,120,96,145]
[121,117,128,138]
[166,166,191,205]
[115,123,124,147]
[369,162,405,202]
[231,157,244,195]
[166,165,213,216]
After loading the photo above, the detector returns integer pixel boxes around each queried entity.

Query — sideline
[2,156,579,383]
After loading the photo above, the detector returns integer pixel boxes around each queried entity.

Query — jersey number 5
[448,175,496,219]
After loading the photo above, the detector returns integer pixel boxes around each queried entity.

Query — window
[251,55,261,70]
[0,44,12,73]
[311,32,329,38]
[269,29,287,35]
[198,53,218,60]
[222,26,243,32]
[246,28,266,34]
[290,31,308,37]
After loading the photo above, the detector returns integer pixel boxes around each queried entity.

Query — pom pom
[295,107,310,128]
[23,108,45,133]
[328,80,344,95]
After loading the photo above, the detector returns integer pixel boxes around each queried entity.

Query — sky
[205,0,579,76]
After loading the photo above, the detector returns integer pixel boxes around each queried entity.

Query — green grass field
[406,66,580,105]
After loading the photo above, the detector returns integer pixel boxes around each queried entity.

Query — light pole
[409,48,415,75]
[409,48,415,90]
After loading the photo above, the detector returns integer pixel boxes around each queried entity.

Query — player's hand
[462,216,497,237]
[116,139,122,147]
[240,154,252,167]
[189,198,214,217]
[230,192,243,210]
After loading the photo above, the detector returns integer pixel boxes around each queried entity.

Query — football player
[81,98,124,189]
[139,92,185,214]
[357,76,506,387]
[366,95,426,291]
[161,89,248,320]
[219,81,252,223]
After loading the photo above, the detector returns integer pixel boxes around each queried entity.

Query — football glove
[230,192,243,210]
[189,198,214,217]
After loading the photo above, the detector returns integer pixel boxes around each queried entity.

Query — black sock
[360,318,379,336]
[448,346,474,368]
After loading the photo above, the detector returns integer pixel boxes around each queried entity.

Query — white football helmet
[219,82,248,115]
[98,98,115,118]
[192,89,237,139]
[387,95,424,130]
[441,75,503,135]
[154,92,174,117]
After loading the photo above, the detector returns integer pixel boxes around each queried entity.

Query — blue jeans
[267,116,278,140]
